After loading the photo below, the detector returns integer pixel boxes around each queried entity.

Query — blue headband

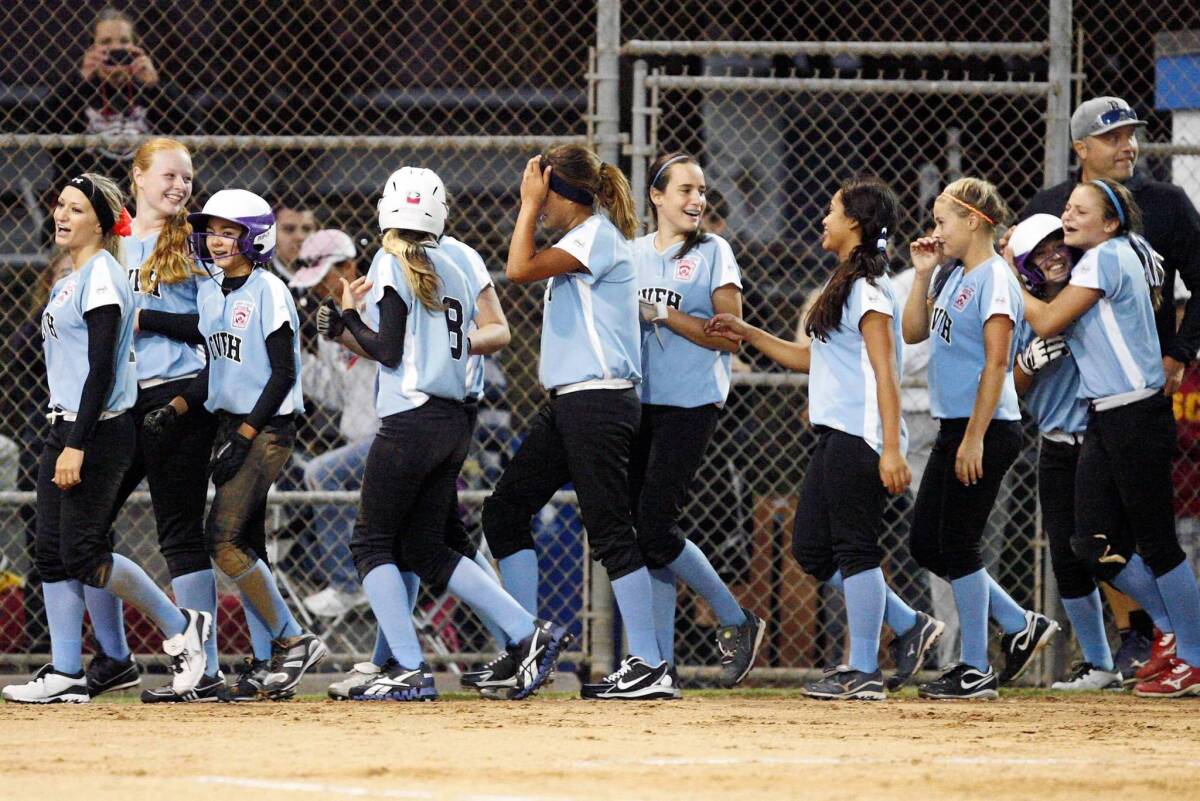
[548,172,594,206]
[1091,180,1125,227]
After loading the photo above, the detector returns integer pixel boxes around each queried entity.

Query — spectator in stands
[272,201,319,284]
[287,230,378,618]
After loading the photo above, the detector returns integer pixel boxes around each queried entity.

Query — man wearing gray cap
[1013,96,1200,681]
[1017,97,1200,393]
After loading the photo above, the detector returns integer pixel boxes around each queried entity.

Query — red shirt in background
[1173,365,1200,517]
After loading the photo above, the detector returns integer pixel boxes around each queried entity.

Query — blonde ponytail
[598,162,638,240]
[381,229,442,312]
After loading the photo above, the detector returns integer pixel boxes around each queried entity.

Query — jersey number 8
[443,296,465,359]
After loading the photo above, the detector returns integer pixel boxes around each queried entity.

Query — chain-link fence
[1,1,1200,686]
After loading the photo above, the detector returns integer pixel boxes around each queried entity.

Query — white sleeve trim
[262,273,294,335]
[710,235,743,291]
[552,215,602,267]
[1069,248,1103,291]
[83,256,124,313]
[983,260,1017,321]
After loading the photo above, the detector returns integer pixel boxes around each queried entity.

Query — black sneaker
[917,663,999,700]
[141,672,227,703]
[261,633,328,700]
[507,619,572,701]
[461,650,518,693]
[1114,629,1152,687]
[803,667,886,700]
[350,662,437,702]
[717,608,766,688]
[580,656,677,700]
[665,664,683,699]
[886,612,946,691]
[86,654,140,697]
[228,657,284,702]
[998,610,1060,685]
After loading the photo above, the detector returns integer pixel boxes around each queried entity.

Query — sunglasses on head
[1096,107,1138,128]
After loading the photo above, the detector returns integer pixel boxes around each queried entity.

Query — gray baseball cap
[1070,97,1147,141]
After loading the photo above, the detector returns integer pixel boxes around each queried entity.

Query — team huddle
[4,94,1200,705]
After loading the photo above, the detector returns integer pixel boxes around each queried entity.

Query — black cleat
[507,620,572,701]
[261,633,328,700]
[141,672,227,703]
[461,650,518,694]
[228,657,288,702]
[86,654,140,697]
[886,612,946,691]
[580,656,677,700]
[1114,629,1152,687]
[803,667,886,700]
[917,663,999,700]
[350,662,437,702]
[998,611,1060,685]
[717,608,766,688]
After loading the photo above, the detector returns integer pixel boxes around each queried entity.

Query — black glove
[210,432,253,486]
[316,297,345,340]
[142,404,180,440]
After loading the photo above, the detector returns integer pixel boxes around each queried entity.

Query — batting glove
[316,298,345,340]
[210,432,253,486]
[639,296,668,323]
[1016,335,1069,375]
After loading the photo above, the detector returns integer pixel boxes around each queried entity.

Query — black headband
[65,175,116,234]
[547,172,595,206]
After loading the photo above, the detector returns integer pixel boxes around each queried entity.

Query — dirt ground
[2,690,1198,801]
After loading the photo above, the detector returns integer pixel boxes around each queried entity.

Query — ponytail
[140,210,196,292]
[381,229,442,312]
[597,162,638,240]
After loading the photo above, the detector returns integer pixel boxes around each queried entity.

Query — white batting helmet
[378,167,448,239]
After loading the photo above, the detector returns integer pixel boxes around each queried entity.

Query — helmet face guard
[186,190,277,281]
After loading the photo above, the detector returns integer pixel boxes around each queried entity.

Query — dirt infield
[2,690,1198,801]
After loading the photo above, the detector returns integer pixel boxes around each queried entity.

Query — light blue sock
[498,550,539,616]
[828,569,919,636]
[368,572,424,665]
[1155,561,1200,666]
[240,590,274,661]
[83,586,130,661]
[1112,554,1173,633]
[667,540,745,627]
[951,569,991,671]
[611,568,663,664]
[104,554,186,637]
[447,558,535,644]
[987,573,1029,635]
[44,580,85,674]
[362,565,424,667]
[648,567,677,665]
[471,552,511,650]
[173,569,219,674]
[844,568,886,673]
[1061,590,1114,671]
[401,571,421,613]
[370,628,393,667]
[231,560,301,640]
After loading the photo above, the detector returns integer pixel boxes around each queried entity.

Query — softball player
[316,167,568,701]
[627,152,762,692]
[137,189,327,699]
[76,138,227,703]
[480,145,672,700]
[708,176,944,699]
[902,178,1058,700]
[1020,179,1200,697]
[2,174,210,704]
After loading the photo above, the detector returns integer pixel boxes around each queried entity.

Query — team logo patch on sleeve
[674,257,699,282]
[231,300,255,330]
[952,285,976,311]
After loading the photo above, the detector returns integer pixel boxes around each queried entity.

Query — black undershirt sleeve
[243,323,297,432]
[138,309,204,346]
[342,287,407,369]
[67,305,121,449]
[180,364,210,413]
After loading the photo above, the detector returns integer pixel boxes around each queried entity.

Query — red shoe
[1135,630,1176,681]
[1133,658,1200,698]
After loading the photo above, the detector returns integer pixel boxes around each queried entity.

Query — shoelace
[601,659,637,684]
[1064,662,1093,682]
[482,651,513,671]
[716,630,736,662]
[169,652,187,676]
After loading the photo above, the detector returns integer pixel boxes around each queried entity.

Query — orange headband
[939,193,996,226]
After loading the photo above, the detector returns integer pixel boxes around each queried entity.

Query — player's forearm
[468,322,510,356]
[664,308,739,353]
[902,275,933,344]
[743,326,811,372]
[243,325,296,433]
[505,206,541,283]
[964,361,1007,443]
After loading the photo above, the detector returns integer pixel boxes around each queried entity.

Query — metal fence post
[1044,0,1073,187]
[630,58,649,227]
[594,0,622,165]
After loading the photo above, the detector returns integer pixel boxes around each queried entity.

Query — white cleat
[2,664,90,704]
[164,608,212,695]
[1050,662,1124,692]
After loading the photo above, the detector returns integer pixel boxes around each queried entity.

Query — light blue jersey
[1016,321,1089,435]
[365,243,477,415]
[41,250,137,414]
[540,215,641,391]
[1066,237,1165,399]
[123,232,206,382]
[196,269,303,416]
[927,256,1023,421]
[809,276,908,455]
[440,236,493,402]
[635,232,742,408]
